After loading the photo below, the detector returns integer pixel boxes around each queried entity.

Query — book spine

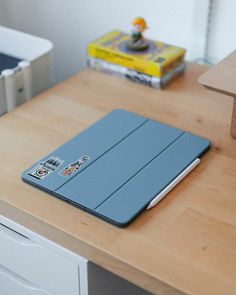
[88,57,161,88]
[161,62,187,87]
[88,57,186,89]
[88,42,161,78]
[161,50,185,76]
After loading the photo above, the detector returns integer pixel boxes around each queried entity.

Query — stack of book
[87,30,186,89]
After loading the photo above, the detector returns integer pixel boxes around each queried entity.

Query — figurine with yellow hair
[127,17,149,51]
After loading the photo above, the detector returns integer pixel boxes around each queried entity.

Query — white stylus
[146,158,201,210]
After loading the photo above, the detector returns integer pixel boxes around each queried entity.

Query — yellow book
[87,30,186,78]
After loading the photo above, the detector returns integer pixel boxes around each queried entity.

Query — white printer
[0,26,53,116]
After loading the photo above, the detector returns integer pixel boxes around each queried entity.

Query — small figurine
[127,17,149,52]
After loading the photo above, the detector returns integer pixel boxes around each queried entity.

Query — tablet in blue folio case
[22,109,211,227]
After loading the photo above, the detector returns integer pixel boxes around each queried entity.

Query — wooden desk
[0,64,236,295]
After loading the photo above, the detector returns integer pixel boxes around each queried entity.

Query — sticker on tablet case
[60,155,90,177]
[28,157,64,180]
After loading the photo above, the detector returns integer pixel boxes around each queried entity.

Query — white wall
[207,0,236,64]
[0,0,197,83]
[1,0,235,84]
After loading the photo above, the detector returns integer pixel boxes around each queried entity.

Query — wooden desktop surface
[0,65,236,295]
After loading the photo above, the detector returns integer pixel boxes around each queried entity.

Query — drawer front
[0,223,80,295]
[0,265,50,295]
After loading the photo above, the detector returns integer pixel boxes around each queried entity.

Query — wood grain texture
[0,64,236,295]
[231,98,236,137]
[199,50,236,137]
[199,50,236,97]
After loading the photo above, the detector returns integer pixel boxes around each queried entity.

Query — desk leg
[231,97,236,138]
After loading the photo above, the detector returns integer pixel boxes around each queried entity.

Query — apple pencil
[146,158,201,209]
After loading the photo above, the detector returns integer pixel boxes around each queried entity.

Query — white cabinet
[0,216,88,295]
[0,265,50,295]
[0,215,151,295]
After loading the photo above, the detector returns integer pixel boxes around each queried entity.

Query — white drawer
[0,264,50,295]
[0,223,80,295]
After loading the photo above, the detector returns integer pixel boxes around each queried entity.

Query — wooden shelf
[199,50,236,137]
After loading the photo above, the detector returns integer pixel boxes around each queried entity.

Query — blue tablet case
[22,109,210,227]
